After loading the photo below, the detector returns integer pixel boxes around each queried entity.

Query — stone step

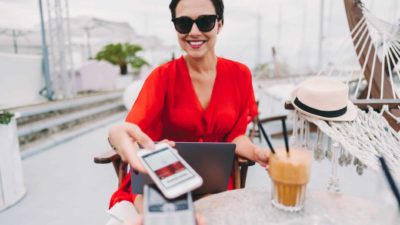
[17,101,123,137]
[21,111,126,159]
[6,90,127,154]
[14,92,122,117]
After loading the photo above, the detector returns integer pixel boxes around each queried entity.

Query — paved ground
[0,125,117,225]
[0,118,389,225]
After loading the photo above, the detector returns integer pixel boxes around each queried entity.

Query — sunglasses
[172,15,218,34]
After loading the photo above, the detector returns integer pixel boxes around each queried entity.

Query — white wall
[75,60,119,92]
[0,53,46,109]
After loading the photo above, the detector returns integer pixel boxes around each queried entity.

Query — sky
[0,0,399,71]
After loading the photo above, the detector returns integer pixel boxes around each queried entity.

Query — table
[194,187,399,225]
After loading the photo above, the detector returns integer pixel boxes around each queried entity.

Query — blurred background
[0,0,399,225]
[0,0,399,107]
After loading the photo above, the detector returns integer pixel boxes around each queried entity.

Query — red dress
[109,56,258,208]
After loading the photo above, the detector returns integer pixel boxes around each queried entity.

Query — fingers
[159,139,176,147]
[160,139,177,154]
[255,147,269,168]
[108,123,179,174]
[258,161,268,168]
[260,149,270,161]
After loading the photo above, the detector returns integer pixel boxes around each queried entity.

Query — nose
[188,22,202,36]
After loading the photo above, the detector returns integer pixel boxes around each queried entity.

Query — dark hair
[169,0,224,24]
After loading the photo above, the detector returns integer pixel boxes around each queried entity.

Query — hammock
[287,0,400,190]
[323,2,400,112]
[290,109,400,184]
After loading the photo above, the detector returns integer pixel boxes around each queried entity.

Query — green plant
[0,111,14,125]
[95,43,150,75]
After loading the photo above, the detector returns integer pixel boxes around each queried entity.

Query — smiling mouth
[186,40,206,48]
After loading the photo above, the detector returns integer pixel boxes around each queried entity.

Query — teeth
[189,41,204,45]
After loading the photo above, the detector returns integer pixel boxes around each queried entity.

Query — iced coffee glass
[268,148,311,212]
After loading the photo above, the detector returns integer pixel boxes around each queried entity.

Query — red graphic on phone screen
[155,161,185,179]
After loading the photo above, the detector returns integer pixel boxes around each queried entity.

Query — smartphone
[137,143,203,199]
[143,185,196,225]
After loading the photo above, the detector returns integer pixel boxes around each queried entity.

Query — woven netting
[290,108,400,180]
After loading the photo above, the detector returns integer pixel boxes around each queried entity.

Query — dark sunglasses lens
[196,15,217,32]
[174,17,193,34]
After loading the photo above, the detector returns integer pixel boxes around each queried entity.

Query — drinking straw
[257,121,276,154]
[281,118,290,154]
[378,156,400,210]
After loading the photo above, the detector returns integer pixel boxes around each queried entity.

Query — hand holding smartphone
[143,185,196,225]
[137,143,203,199]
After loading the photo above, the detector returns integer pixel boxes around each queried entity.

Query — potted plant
[0,111,26,211]
[95,43,149,75]
[0,111,14,125]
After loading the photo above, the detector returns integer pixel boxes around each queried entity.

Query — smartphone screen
[142,147,194,189]
[148,186,189,212]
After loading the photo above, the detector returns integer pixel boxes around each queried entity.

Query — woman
[107,0,269,222]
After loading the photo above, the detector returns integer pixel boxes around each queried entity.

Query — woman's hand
[108,123,154,173]
[232,135,270,167]
[108,123,175,173]
[253,146,269,168]
[123,214,207,225]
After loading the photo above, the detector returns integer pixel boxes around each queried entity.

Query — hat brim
[291,98,358,122]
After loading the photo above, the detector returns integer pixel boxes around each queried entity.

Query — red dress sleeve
[109,67,168,209]
[125,67,168,140]
[225,66,258,142]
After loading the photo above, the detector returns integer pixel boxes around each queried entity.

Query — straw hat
[291,76,357,121]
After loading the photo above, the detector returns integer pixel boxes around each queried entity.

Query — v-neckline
[181,56,219,113]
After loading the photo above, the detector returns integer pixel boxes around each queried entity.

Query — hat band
[294,97,347,118]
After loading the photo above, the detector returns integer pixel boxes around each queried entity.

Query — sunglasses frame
[172,15,219,34]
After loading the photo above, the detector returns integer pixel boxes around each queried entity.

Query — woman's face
[175,0,222,59]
